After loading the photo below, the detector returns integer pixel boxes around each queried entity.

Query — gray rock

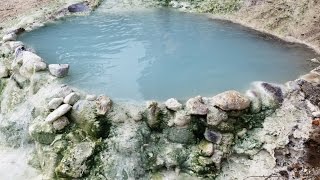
[96,95,112,115]
[2,33,17,42]
[45,104,72,123]
[52,116,69,130]
[86,94,97,101]
[173,110,191,127]
[48,64,69,78]
[64,92,80,105]
[204,128,222,144]
[165,98,182,111]
[0,63,9,78]
[206,106,228,126]
[186,96,208,115]
[212,90,250,111]
[167,127,195,144]
[48,98,64,110]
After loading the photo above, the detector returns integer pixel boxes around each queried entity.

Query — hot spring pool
[19,8,317,101]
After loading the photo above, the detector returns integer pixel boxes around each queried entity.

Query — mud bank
[0,0,320,179]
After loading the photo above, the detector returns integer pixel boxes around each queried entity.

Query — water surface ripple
[19,8,317,101]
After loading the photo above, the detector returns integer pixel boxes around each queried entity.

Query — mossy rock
[166,127,196,144]
[56,141,96,178]
[29,118,56,145]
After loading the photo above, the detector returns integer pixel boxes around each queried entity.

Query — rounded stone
[186,96,208,115]
[52,116,70,130]
[86,94,97,101]
[64,92,80,105]
[212,90,250,111]
[173,110,191,127]
[206,107,228,126]
[45,104,72,123]
[96,95,112,115]
[165,98,182,111]
[48,97,64,110]
[204,128,222,144]
[198,140,214,156]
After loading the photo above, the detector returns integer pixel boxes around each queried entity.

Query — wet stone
[204,128,222,144]
[68,2,89,13]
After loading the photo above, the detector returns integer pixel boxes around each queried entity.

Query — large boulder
[48,64,69,78]
[212,90,250,111]
[186,96,208,115]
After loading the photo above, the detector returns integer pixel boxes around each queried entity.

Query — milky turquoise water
[19,8,317,101]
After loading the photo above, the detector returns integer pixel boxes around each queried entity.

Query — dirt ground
[0,0,52,27]
[235,0,320,53]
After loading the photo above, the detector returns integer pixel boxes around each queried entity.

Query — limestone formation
[186,96,208,115]
[212,90,250,111]
[8,41,24,51]
[0,63,9,78]
[48,98,63,110]
[251,82,286,109]
[45,104,72,123]
[48,64,69,78]
[29,119,56,145]
[245,90,262,113]
[2,33,17,42]
[56,142,95,178]
[165,98,182,111]
[96,95,112,115]
[52,116,69,130]
[17,51,47,77]
[63,92,80,105]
